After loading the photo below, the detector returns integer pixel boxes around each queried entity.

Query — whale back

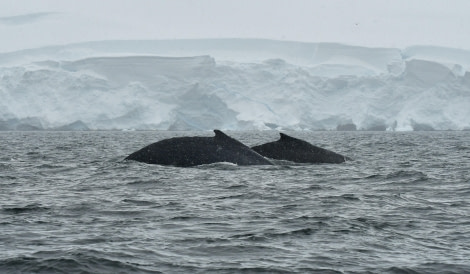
[252,133,348,164]
[125,130,273,167]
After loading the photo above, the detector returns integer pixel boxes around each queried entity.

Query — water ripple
[1,131,470,273]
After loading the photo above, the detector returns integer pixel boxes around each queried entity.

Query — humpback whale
[252,133,349,164]
[125,130,273,167]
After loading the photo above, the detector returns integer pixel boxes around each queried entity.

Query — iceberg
[1,39,469,131]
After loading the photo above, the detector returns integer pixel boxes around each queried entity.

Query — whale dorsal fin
[279,133,297,142]
[214,129,229,139]
[214,129,242,145]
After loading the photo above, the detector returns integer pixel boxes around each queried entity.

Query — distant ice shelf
[1,39,470,131]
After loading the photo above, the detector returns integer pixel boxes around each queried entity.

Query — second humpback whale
[252,133,349,164]
[125,130,273,167]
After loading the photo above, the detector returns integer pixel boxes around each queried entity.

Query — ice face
[1,39,469,131]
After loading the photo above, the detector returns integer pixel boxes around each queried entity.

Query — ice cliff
[1,39,469,131]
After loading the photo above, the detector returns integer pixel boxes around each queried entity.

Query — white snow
[1,39,470,131]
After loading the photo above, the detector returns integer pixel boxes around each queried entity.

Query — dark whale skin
[252,133,349,164]
[126,130,273,167]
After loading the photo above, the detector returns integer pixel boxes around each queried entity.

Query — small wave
[397,141,419,147]
[230,227,318,242]
[217,193,245,200]
[2,204,50,214]
[36,163,69,169]
[0,252,154,274]
[364,174,382,179]
[25,151,50,160]
[0,175,17,180]
[168,215,211,222]
[55,144,74,150]
[122,199,155,206]
[385,170,427,178]
[196,162,240,170]
[270,159,299,166]
[352,217,392,230]
[184,243,286,258]
[127,179,160,185]
[320,194,361,204]
[0,156,14,161]
[384,170,429,183]
[259,165,294,171]
[202,266,299,274]
[229,232,268,242]
[289,215,332,222]
[173,236,232,245]
[0,163,13,170]
[305,184,326,190]
[382,263,470,274]
[70,237,109,245]
[455,144,470,151]
[225,184,248,189]
[274,227,316,237]
[363,170,429,184]
[340,193,361,201]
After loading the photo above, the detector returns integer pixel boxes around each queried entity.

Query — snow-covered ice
[1,39,469,131]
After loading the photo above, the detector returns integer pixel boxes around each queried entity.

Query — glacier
[1,39,469,131]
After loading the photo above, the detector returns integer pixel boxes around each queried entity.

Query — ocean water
[1,130,469,273]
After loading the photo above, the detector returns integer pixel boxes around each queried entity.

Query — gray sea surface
[1,131,470,273]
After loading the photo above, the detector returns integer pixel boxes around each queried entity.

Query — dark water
[1,131,470,273]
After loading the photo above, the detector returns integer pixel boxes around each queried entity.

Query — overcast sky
[1,0,470,52]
